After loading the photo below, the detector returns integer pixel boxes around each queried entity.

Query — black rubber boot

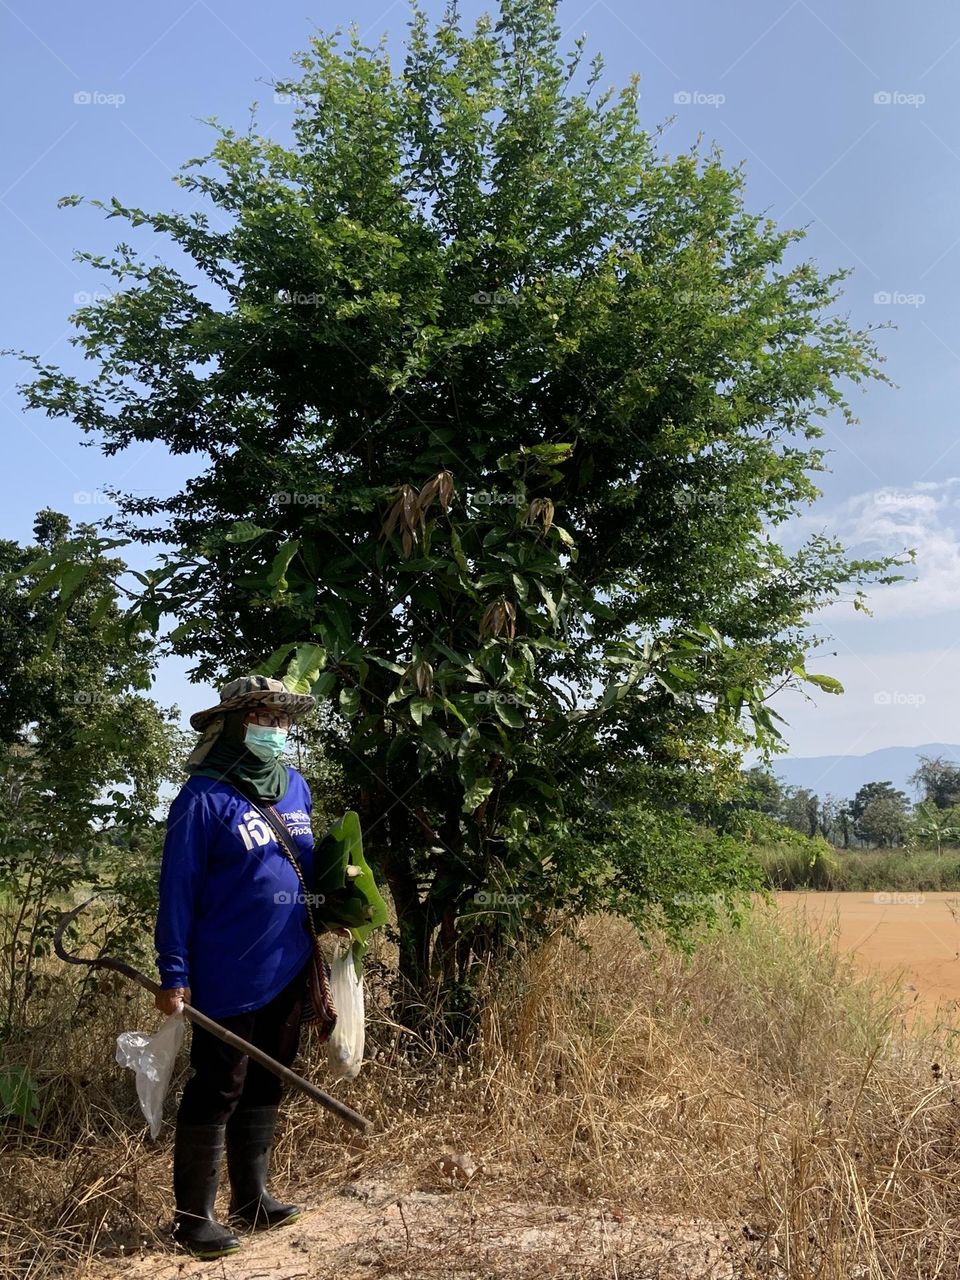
[172,1121,242,1260]
[226,1105,301,1230]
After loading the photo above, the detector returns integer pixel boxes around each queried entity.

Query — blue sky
[3,0,959,759]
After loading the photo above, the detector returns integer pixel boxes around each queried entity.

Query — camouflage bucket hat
[189,674,317,732]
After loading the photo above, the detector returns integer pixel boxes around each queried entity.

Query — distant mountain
[773,743,960,803]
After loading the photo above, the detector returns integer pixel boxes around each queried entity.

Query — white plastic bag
[116,1013,185,1137]
[325,942,365,1080]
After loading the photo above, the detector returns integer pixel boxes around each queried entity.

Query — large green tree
[8,1,902,1010]
[850,781,910,847]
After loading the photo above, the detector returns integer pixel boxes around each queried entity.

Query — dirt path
[86,1178,751,1280]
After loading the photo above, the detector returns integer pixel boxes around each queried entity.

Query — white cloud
[798,478,960,619]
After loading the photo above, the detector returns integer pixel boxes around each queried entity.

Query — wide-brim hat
[189,674,317,732]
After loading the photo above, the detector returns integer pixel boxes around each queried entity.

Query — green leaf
[365,654,406,675]
[536,581,558,623]
[409,695,432,725]
[267,540,300,592]
[797,669,844,695]
[225,521,271,543]
[284,643,327,694]
[259,642,297,677]
[339,686,361,718]
[494,698,525,728]
[310,670,338,699]
[463,777,494,813]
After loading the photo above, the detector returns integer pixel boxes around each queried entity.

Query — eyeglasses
[245,710,294,728]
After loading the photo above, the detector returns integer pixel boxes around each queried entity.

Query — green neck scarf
[187,708,289,804]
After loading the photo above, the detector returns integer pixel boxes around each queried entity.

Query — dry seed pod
[413,659,434,697]
[479,598,516,641]
[523,497,554,531]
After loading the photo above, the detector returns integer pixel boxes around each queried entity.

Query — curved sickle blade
[54,896,372,1134]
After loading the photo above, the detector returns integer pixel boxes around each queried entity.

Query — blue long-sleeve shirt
[154,767,315,1019]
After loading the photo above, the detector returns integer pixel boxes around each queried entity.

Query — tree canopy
[7,0,904,1010]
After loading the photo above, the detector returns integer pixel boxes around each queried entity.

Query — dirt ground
[83,1175,757,1280]
[775,889,960,1019]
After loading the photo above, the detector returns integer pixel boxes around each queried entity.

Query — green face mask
[243,724,288,763]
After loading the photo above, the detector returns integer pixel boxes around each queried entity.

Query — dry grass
[2,903,960,1279]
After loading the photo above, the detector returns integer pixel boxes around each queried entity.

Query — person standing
[154,674,322,1260]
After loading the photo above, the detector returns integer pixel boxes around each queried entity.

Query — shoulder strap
[232,781,323,950]
[231,779,339,1031]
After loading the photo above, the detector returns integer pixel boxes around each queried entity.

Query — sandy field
[774,889,960,1021]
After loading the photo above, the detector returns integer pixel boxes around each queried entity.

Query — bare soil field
[774,889,960,1020]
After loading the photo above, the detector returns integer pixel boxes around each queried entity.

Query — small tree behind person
[155,675,327,1260]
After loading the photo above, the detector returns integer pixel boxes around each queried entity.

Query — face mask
[243,724,288,763]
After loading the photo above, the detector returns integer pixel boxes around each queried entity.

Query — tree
[738,767,785,816]
[909,755,960,810]
[0,513,183,1035]
[7,2,903,1015]
[850,781,909,847]
[779,786,820,839]
[911,800,960,856]
[817,792,846,846]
